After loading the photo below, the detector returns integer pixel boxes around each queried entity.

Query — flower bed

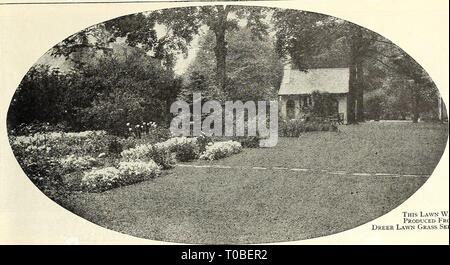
[59,154,99,173]
[121,143,175,169]
[118,161,161,184]
[9,128,245,195]
[80,160,161,192]
[199,141,242,161]
[81,167,122,192]
[10,130,109,157]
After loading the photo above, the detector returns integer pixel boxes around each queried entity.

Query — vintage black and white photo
[3,3,449,244]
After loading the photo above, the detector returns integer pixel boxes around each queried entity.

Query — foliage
[81,167,122,192]
[7,65,69,130]
[9,135,67,203]
[59,155,99,174]
[107,137,124,156]
[10,122,68,136]
[197,133,214,153]
[157,137,200,162]
[279,119,338,137]
[8,48,182,135]
[364,90,387,120]
[183,27,282,102]
[9,130,108,157]
[51,9,202,69]
[199,140,242,160]
[310,91,339,118]
[231,136,260,148]
[117,160,161,184]
[121,143,175,169]
[75,50,182,135]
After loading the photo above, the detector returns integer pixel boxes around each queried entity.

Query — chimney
[282,61,292,84]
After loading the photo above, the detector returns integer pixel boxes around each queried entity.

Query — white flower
[118,160,161,180]
[199,141,242,160]
[81,167,121,190]
[60,154,98,172]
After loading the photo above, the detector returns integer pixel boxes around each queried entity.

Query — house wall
[337,94,348,124]
[280,94,348,123]
[279,95,308,120]
[279,96,287,119]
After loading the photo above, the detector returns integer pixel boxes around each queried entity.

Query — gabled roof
[278,68,350,95]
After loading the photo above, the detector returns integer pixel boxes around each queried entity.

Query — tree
[183,27,283,102]
[51,9,202,70]
[8,65,68,129]
[74,48,182,134]
[9,46,182,134]
[182,6,271,92]
[311,91,339,118]
[273,10,381,123]
[390,54,439,122]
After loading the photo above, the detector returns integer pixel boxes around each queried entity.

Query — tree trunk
[347,26,366,124]
[412,91,420,123]
[356,60,365,122]
[347,63,357,124]
[347,28,359,124]
[214,6,229,92]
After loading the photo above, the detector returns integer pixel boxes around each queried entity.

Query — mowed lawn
[65,122,448,243]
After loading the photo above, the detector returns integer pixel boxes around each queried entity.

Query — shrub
[9,138,67,203]
[121,143,175,169]
[59,154,99,174]
[159,137,200,162]
[149,144,176,169]
[107,137,123,156]
[9,122,68,136]
[80,167,121,192]
[279,119,338,137]
[10,130,109,157]
[232,135,260,148]
[118,161,161,184]
[80,161,161,192]
[199,141,242,160]
[197,133,213,153]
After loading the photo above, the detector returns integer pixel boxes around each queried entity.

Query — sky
[35,9,274,76]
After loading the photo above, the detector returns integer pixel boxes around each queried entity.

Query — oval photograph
[6,6,448,243]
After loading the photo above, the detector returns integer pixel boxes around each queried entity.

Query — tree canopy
[8,5,444,134]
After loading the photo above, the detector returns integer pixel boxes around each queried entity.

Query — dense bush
[59,155,99,174]
[80,160,161,192]
[160,137,200,162]
[10,122,68,136]
[310,91,339,118]
[279,119,338,137]
[121,143,175,169]
[80,167,122,192]
[231,136,260,148]
[10,130,110,157]
[107,137,124,157]
[197,133,214,153]
[7,50,182,136]
[118,161,161,183]
[9,136,67,203]
[199,141,242,160]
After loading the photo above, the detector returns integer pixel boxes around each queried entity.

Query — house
[278,63,351,124]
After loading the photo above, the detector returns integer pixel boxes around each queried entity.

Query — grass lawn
[64,122,448,243]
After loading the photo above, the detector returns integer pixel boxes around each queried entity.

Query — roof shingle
[278,68,350,95]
